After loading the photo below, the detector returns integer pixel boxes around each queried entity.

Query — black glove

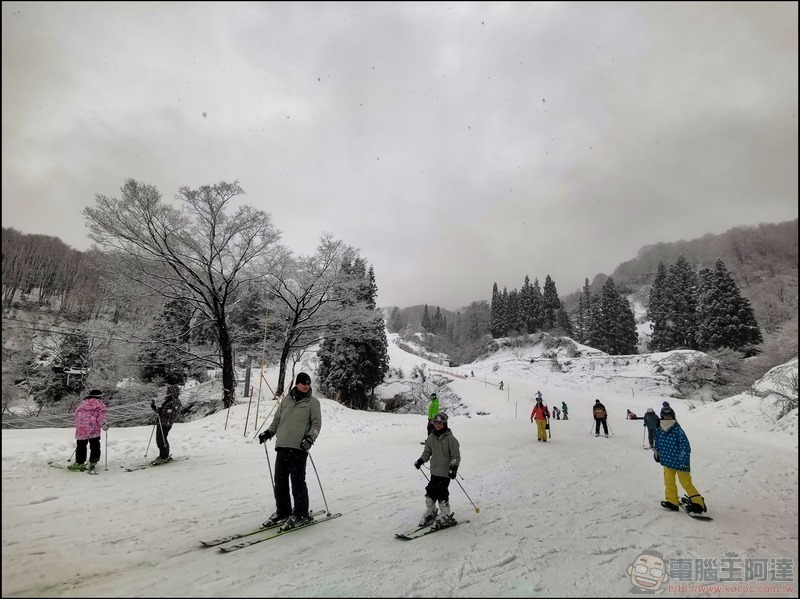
[258,430,273,444]
[448,465,458,479]
[653,449,660,463]
[530,418,533,423]
[300,435,314,452]
[150,400,157,412]
[414,459,423,470]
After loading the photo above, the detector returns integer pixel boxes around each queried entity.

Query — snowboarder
[643,408,660,448]
[561,401,569,420]
[593,399,609,437]
[530,396,550,442]
[653,404,707,514]
[499,381,504,391]
[258,372,322,530]
[552,406,561,420]
[150,384,183,465]
[69,389,107,473]
[414,412,461,528]
[426,392,440,438]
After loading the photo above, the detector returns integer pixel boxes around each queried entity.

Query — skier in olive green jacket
[258,372,321,530]
[414,412,461,529]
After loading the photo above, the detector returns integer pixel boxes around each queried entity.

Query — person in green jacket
[258,372,322,530]
[415,412,461,528]
[426,392,440,437]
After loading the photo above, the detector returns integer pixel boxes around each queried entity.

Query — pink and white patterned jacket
[74,397,107,440]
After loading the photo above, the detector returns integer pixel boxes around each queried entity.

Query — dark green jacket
[267,386,322,450]
[419,428,461,477]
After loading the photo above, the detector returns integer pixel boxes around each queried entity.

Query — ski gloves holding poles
[415,458,458,479]
[259,429,314,452]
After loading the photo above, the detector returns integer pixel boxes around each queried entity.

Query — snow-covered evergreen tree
[695,258,763,351]
[317,262,389,410]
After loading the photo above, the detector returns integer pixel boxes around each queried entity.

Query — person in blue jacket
[653,404,707,513]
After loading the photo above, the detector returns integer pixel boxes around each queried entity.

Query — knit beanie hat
[295,372,312,386]
[166,384,181,398]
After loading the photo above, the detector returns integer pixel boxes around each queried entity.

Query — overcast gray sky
[2,2,797,310]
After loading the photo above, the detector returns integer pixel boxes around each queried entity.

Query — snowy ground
[2,337,798,598]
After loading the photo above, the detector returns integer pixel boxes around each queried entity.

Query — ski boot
[660,501,680,512]
[86,463,98,475]
[418,497,438,527]
[280,512,314,531]
[68,462,86,472]
[432,501,456,529]
[262,511,291,528]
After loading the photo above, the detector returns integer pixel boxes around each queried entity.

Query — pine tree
[580,278,594,345]
[530,278,544,332]
[662,256,698,349]
[421,304,432,333]
[316,262,389,410]
[648,262,670,352]
[433,306,446,335]
[542,275,560,330]
[695,258,763,351]
[139,299,192,385]
[555,300,573,336]
[387,306,404,333]
[520,275,536,334]
[490,283,503,338]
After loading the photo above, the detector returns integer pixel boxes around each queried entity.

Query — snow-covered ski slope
[2,336,797,597]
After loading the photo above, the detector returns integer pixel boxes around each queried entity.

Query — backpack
[593,406,607,419]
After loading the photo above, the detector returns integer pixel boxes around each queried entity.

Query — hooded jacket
[653,421,691,471]
[643,411,660,431]
[267,386,322,450]
[418,427,461,478]
[75,397,106,440]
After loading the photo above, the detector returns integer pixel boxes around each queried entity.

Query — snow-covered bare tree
[83,179,281,408]
[259,233,374,395]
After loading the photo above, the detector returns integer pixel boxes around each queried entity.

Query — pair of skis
[121,456,189,472]
[201,510,341,553]
[395,516,470,540]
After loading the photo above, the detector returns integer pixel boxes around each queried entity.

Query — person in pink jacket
[69,389,107,472]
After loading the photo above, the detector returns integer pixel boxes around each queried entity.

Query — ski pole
[308,453,331,515]
[68,447,76,463]
[104,428,108,471]
[547,417,551,439]
[454,477,480,514]
[145,423,156,457]
[263,443,274,491]
[642,427,646,448]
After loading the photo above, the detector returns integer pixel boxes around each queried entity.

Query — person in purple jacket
[69,389,107,473]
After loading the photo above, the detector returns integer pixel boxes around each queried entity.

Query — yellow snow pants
[663,467,705,509]
[536,419,547,441]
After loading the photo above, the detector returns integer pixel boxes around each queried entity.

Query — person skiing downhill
[69,389,107,473]
[653,404,707,514]
[414,412,461,529]
[561,402,569,420]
